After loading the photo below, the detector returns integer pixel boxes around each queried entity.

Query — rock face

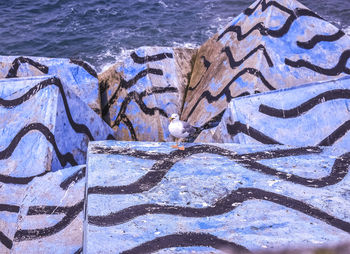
[99,46,196,142]
[0,56,100,114]
[0,165,85,254]
[181,0,350,140]
[85,141,350,253]
[208,76,350,148]
[0,76,115,173]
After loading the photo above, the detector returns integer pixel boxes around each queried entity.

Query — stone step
[0,56,100,114]
[0,75,115,175]
[207,76,350,150]
[99,46,196,142]
[85,141,350,253]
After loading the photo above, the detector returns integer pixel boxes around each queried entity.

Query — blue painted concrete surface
[211,76,350,150]
[0,55,100,114]
[85,141,350,253]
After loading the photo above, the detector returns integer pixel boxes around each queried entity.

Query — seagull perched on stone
[168,113,196,150]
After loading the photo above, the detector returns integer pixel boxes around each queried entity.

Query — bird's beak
[169,117,173,121]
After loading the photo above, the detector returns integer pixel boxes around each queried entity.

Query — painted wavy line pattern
[318,120,350,146]
[285,50,350,76]
[0,123,78,167]
[0,231,13,250]
[14,200,84,242]
[69,59,98,78]
[186,68,275,120]
[60,167,86,190]
[297,30,345,50]
[88,145,334,195]
[259,89,350,118]
[0,77,95,140]
[0,171,48,185]
[120,232,250,254]
[244,0,294,17]
[5,57,49,78]
[218,8,322,41]
[88,187,350,234]
[102,68,163,116]
[222,44,274,68]
[227,121,282,145]
[0,204,20,213]
[111,86,178,129]
[130,52,173,64]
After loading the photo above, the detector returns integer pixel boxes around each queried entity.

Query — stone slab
[0,165,85,254]
[99,46,196,142]
[0,75,115,175]
[85,141,350,253]
[208,76,350,150]
[181,0,350,136]
[0,56,100,114]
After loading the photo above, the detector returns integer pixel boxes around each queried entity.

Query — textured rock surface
[181,0,350,137]
[0,76,115,174]
[85,141,350,253]
[0,56,100,114]
[99,46,196,142]
[0,165,85,254]
[209,76,350,149]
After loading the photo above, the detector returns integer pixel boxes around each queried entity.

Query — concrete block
[99,46,196,142]
[0,165,85,253]
[85,141,350,253]
[0,76,115,175]
[0,56,100,114]
[209,76,350,149]
[181,0,350,137]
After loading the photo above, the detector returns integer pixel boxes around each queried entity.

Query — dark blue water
[0,0,349,72]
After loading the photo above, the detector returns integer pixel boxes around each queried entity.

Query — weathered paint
[182,0,350,140]
[210,76,350,150]
[0,55,100,114]
[85,141,350,253]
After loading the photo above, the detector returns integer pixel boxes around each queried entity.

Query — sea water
[0,0,349,72]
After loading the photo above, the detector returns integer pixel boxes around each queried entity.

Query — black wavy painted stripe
[6,57,49,78]
[130,52,173,64]
[89,187,350,234]
[0,77,94,140]
[259,89,350,118]
[218,8,322,41]
[244,0,294,16]
[0,171,48,185]
[0,204,20,213]
[297,30,345,50]
[69,59,98,78]
[88,145,336,195]
[201,56,211,70]
[60,167,86,190]
[318,120,350,146]
[227,122,282,145]
[186,110,226,142]
[222,44,274,68]
[102,68,163,116]
[74,247,83,254]
[111,86,178,129]
[0,123,77,167]
[186,68,275,120]
[14,200,83,241]
[285,50,350,76]
[120,114,138,141]
[120,232,249,254]
[0,231,13,249]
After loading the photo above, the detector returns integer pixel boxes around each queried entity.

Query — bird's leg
[171,138,179,149]
[178,138,185,150]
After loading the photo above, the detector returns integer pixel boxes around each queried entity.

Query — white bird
[168,113,196,150]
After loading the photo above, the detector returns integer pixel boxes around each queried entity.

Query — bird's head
[169,113,179,122]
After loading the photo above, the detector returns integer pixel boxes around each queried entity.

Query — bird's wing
[181,121,196,135]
